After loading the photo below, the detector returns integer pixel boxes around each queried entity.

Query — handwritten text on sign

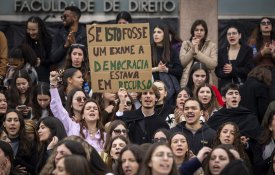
[86,23,152,92]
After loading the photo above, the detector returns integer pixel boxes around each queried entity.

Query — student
[51,6,87,69]
[171,98,216,155]
[215,25,253,91]
[55,68,84,105]
[138,142,179,175]
[186,62,224,106]
[169,132,190,168]
[247,17,275,66]
[40,136,109,175]
[6,70,33,119]
[252,111,275,175]
[152,128,171,143]
[212,122,252,171]
[118,85,169,144]
[0,140,18,175]
[207,83,262,141]
[4,44,38,87]
[36,117,67,173]
[115,144,143,175]
[240,65,272,123]
[0,92,7,126]
[31,83,53,121]
[3,110,37,174]
[52,155,92,175]
[151,23,183,105]
[172,87,192,127]
[63,44,90,93]
[116,11,132,24]
[105,135,129,172]
[180,19,217,87]
[24,16,52,83]
[203,145,236,175]
[104,120,128,151]
[195,83,220,121]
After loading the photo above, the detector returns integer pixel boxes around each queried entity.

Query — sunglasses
[152,137,167,143]
[261,21,271,26]
[71,43,86,48]
[60,15,68,20]
[113,129,127,134]
[75,97,87,103]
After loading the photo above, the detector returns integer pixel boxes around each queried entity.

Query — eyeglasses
[152,137,167,143]
[227,32,238,36]
[113,129,127,134]
[71,44,86,48]
[260,21,271,26]
[75,97,87,103]
[126,101,132,106]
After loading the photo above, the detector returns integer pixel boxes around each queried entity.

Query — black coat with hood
[170,122,216,155]
[207,106,262,140]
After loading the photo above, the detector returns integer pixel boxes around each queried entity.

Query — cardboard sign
[86,23,152,92]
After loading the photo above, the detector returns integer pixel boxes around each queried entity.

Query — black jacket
[119,108,169,144]
[170,122,216,155]
[51,25,87,68]
[215,44,253,90]
[207,107,262,140]
[240,77,271,123]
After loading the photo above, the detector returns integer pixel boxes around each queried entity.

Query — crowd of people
[0,5,275,175]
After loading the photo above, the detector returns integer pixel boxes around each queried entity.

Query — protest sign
[86,23,152,92]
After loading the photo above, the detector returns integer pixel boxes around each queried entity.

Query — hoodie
[170,122,216,155]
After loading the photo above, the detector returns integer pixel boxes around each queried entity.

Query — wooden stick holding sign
[86,23,152,93]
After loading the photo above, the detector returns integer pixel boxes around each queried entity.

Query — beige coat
[179,39,217,87]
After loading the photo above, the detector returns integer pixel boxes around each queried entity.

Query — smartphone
[17,105,27,110]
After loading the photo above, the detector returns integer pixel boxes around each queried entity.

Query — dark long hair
[195,83,219,118]
[116,11,132,23]
[64,44,90,82]
[32,83,53,120]
[169,132,190,162]
[7,69,32,108]
[104,120,128,150]
[151,23,171,67]
[189,19,208,50]
[248,17,275,50]
[9,44,37,67]
[25,16,52,60]
[3,109,32,155]
[79,99,105,148]
[63,155,92,175]
[115,144,143,175]
[203,144,236,175]
[65,88,88,119]
[186,62,210,92]
[259,110,275,145]
[138,142,179,175]
[212,122,247,162]
[36,117,67,173]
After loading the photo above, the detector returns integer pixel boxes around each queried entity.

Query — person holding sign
[151,24,183,106]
